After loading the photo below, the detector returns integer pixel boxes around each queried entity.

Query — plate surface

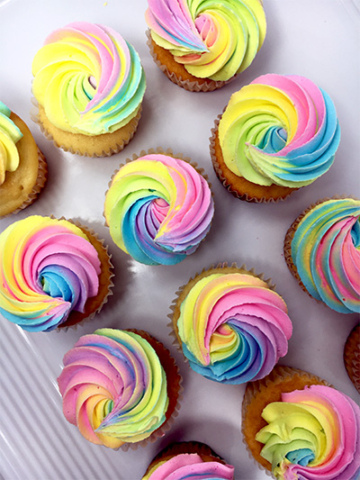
[0,0,359,479]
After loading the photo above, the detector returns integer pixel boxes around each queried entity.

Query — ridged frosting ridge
[0,101,23,185]
[256,385,360,479]
[0,216,101,332]
[290,198,360,314]
[143,453,235,479]
[218,74,341,187]
[32,22,146,135]
[104,154,214,266]
[146,0,266,81]
[57,329,169,449]
[176,271,292,384]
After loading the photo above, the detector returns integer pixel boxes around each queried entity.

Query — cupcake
[32,22,146,157]
[284,197,360,314]
[104,149,214,266]
[142,441,235,479]
[344,324,360,393]
[170,263,292,384]
[0,215,113,332]
[0,101,47,217]
[57,328,182,450]
[145,0,266,92]
[210,74,341,202]
[242,365,360,479]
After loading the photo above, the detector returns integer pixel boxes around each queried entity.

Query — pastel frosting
[0,216,101,332]
[104,154,214,266]
[0,101,23,185]
[57,329,169,449]
[256,385,360,479]
[218,74,341,187]
[143,453,235,479]
[32,22,146,135]
[291,198,360,314]
[177,271,293,384]
[146,0,266,81]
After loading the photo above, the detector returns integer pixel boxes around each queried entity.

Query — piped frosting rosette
[104,151,214,266]
[255,385,360,479]
[171,265,292,384]
[0,101,23,184]
[146,0,266,81]
[217,74,341,188]
[57,329,179,449]
[285,198,360,314]
[32,22,146,136]
[0,216,104,332]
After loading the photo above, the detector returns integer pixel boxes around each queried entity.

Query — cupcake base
[57,221,114,330]
[147,31,236,93]
[35,104,141,157]
[0,112,47,218]
[241,365,331,472]
[344,324,360,394]
[210,117,296,203]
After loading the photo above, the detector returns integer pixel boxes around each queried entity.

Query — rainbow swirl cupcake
[0,101,47,217]
[145,0,266,91]
[170,265,292,384]
[142,441,235,479]
[57,329,181,449]
[284,197,360,314]
[0,216,112,332]
[242,366,360,480]
[104,151,214,266]
[211,74,341,202]
[32,22,146,156]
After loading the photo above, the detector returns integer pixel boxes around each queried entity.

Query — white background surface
[0,0,359,479]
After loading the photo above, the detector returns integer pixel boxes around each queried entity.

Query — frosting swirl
[176,270,292,384]
[218,74,341,187]
[0,101,23,185]
[290,198,360,314]
[0,216,101,332]
[256,385,360,479]
[32,22,146,135]
[143,453,235,479]
[104,154,214,266]
[57,329,169,449]
[146,0,266,81]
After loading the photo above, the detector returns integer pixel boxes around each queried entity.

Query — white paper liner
[210,116,296,203]
[168,261,276,358]
[30,98,141,157]
[146,30,237,92]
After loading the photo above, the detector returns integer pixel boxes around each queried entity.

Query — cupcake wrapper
[241,365,331,476]
[210,116,296,203]
[0,147,48,218]
[118,329,183,452]
[344,324,360,394]
[283,195,359,303]
[168,262,276,357]
[30,98,141,157]
[53,217,114,332]
[146,30,236,93]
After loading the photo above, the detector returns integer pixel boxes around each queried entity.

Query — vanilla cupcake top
[0,216,101,332]
[218,74,341,188]
[146,0,266,81]
[0,101,23,184]
[104,153,214,266]
[57,329,169,449]
[290,198,360,314]
[175,268,292,384]
[256,385,360,479]
[32,22,146,135]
